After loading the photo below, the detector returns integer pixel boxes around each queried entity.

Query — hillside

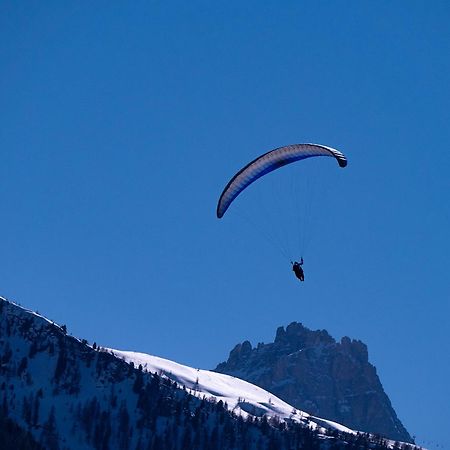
[0,296,421,450]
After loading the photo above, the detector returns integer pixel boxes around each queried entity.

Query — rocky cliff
[215,321,412,443]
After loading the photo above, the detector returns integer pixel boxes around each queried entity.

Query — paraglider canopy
[217,143,347,218]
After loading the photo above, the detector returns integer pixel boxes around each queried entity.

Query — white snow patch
[111,349,355,434]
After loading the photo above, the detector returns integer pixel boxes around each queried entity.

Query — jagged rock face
[215,322,412,443]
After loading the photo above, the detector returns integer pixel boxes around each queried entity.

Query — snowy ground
[111,350,425,449]
[112,349,371,437]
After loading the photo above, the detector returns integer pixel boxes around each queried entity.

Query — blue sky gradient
[1,2,449,448]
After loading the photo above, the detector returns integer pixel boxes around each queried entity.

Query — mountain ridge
[0,296,420,449]
[215,321,412,443]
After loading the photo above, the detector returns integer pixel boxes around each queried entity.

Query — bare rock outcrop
[215,322,412,443]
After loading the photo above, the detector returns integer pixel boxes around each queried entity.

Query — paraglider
[292,258,305,282]
[216,143,347,219]
[216,143,347,281]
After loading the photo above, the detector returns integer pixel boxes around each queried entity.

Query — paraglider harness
[291,258,304,282]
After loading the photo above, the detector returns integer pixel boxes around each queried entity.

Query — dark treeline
[0,412,44,450]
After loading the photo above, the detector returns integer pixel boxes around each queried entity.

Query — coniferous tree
[40,406,59,450]
[181,426,192,449]
[22,395,32,425]
[17,356,28,376]
[118,400,130,450]
[32,393,40,427]
[28,341,38,358]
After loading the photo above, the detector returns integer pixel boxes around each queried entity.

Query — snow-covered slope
[0,296,423,450]
[112,350,355,435]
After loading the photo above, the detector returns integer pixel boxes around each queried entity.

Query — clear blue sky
[1,2,449,448]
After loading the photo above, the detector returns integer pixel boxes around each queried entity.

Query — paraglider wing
[216,143,347,218]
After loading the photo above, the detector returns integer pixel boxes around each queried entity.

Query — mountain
[0,296,420,450]
[215,322,412,444]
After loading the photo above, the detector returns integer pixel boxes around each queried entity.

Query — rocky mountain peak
[215,321,412,444]
[340,336,369,364]
[228,340,253,361]
[274,322,335,349]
